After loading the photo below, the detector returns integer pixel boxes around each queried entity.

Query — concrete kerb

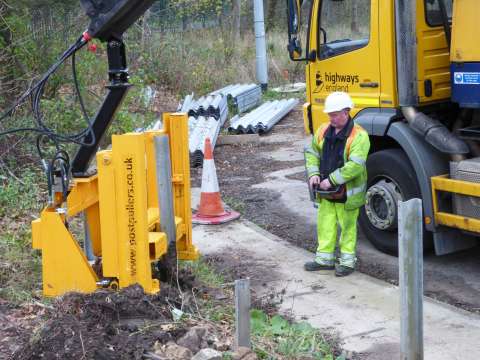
[215,133,297,147]
[190,187,480,360]
[216,134,259,146]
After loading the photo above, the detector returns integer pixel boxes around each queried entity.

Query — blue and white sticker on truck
[454,72,480,85]
[451,63,480,108]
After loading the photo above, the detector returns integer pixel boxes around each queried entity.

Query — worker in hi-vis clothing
[304,92,370,276]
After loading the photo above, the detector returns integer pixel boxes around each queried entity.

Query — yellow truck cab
[287,0,480,255]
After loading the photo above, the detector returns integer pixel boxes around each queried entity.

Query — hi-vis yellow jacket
[305,122,370,210]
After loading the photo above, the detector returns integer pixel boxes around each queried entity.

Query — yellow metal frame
[32,113,199,297]
[431,174,480,233]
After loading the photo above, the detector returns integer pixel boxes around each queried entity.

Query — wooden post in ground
[398,198,424,360]
[235,278,251,349]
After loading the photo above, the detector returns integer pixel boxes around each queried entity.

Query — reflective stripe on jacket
[305,121,370,210]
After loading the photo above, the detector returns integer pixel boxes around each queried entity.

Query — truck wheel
[358,149,428,255]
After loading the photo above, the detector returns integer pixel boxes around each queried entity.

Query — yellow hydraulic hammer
[32,113,199,297]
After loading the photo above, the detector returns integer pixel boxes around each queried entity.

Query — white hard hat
[323,92,354,113]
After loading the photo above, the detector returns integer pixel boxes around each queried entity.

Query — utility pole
[253,0,268,90]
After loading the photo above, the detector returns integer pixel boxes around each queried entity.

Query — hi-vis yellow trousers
[315,200,359,268]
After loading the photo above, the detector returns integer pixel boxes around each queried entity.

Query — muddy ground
[2,256,343,360]
[2,263,265,360]
[191,104,480,314]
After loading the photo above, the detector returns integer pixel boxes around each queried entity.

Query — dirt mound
[13,284,188,359]
[10,259,240,360]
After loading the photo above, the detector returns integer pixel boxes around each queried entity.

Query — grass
[181,258,226,288]
[0,171,42,219]
[0,170,44,304]
[128,28,305,98]
[261,89,306,106]
[222,195,246,214]
[0,234,42,304]
[183,258,341,359]
[180,258,235,325]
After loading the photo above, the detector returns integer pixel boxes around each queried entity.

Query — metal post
[253,0,268,90]
[398,198,424,360]
[235,279,251,349]
[83,211,94,261]
[154,135,176,244]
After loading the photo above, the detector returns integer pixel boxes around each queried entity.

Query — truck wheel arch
[354,108,449,231]
[354,109,476,255]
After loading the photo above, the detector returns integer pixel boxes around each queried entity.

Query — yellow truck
[287,0,480,255]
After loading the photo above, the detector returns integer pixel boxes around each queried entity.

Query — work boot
[335,264,355,277]
[304,261,335,271]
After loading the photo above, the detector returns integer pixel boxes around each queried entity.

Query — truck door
[309,0,381,131]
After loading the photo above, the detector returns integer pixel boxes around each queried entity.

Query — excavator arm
[72,0,155,176]
[80,0,154,41]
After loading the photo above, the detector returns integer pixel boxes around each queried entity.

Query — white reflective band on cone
[201,159,220,193]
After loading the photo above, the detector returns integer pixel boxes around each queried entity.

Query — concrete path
[191,190,480,359]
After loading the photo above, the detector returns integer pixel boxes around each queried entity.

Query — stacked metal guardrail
[178,94,228,167]
[228,98,299,134]
[179,84,299,167]
[211,83,262,114]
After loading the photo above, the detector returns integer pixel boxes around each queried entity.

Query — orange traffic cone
[192,138,240,225]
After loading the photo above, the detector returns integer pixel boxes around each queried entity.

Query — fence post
[235,279,251,349]
[398,198,424,360]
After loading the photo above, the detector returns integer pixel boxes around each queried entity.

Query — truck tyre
[358,149,429,255]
